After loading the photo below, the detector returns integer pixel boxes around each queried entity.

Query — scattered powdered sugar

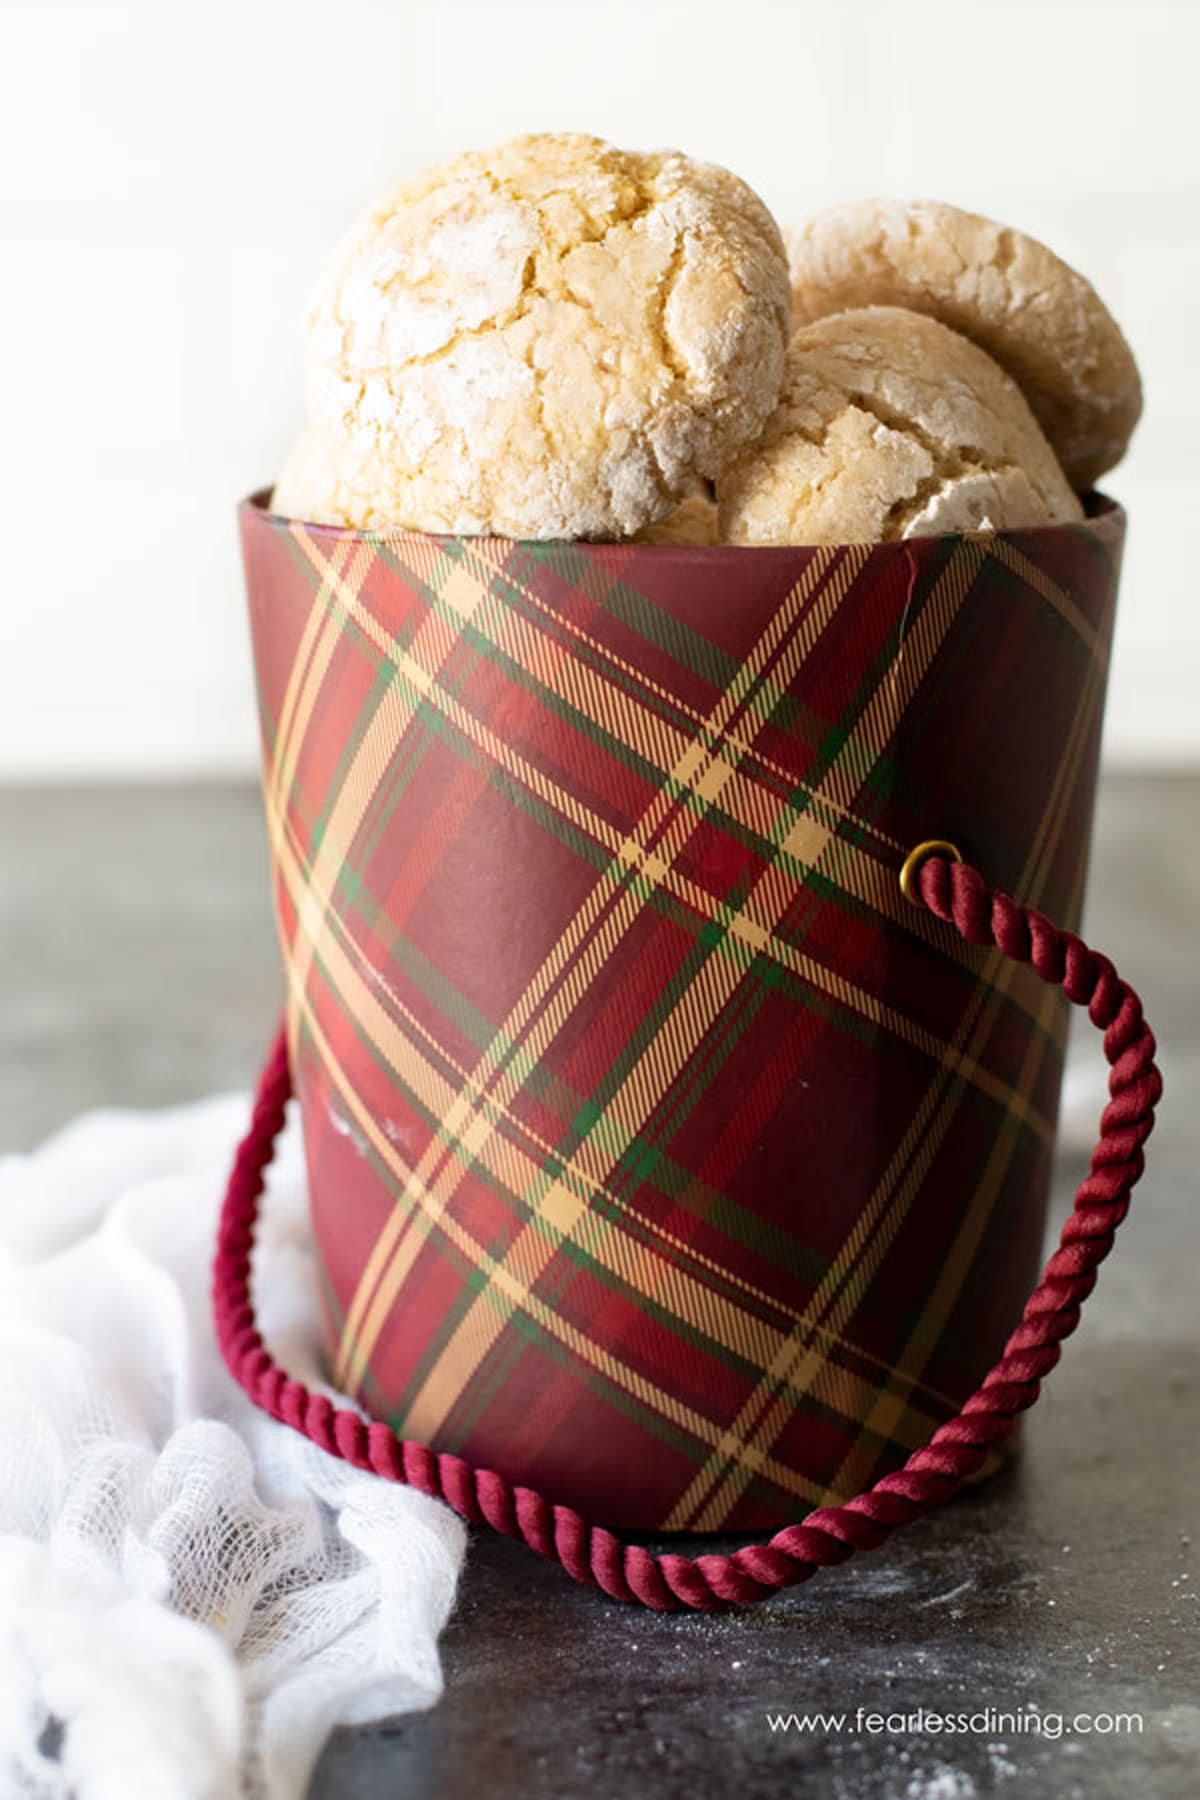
[905,1767,977,1800]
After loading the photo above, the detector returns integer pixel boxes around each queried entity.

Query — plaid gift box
[240,493,1123,1534]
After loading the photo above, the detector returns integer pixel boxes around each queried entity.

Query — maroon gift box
[239,494,1122,1533]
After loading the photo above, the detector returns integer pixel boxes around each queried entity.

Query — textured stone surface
[1,775,1195,1798]
[0,783,281,1149]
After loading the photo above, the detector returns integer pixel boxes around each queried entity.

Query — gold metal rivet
[899,838,964,905]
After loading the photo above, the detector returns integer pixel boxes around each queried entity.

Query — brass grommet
[899,838,964,906]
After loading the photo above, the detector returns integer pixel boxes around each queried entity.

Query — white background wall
[0,0,1196,777]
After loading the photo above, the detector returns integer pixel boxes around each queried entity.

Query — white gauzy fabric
[0,1095,467,1800]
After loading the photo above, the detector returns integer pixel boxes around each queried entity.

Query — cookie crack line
[881,459,1025,540]
[358,180,710,408]
[338,163,672,391]
[357,260,540,384]
[849,381,1064,520]
[655,220,692,389]
[839,385,998,485]
[487,156,666,247]
[881,468,952,540]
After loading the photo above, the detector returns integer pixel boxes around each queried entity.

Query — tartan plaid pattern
[240,495,1123,1532]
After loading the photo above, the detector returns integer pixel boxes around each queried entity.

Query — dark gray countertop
[2,775,1196,1800]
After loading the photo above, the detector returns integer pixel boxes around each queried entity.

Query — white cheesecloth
[0,1094,466,1800]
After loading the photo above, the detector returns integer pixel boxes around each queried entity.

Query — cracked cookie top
[786,199,1141,489]
[273,133,791,538]
[716,305,1083,547]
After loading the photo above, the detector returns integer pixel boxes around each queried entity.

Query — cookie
[786,199,1141,488]
[273,133,790,538]
[632,487,719,545]
[271,425,388,529]
[716,306,1083,547]
[272,432,726,545]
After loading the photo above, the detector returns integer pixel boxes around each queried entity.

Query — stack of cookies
[273,135,1140,547]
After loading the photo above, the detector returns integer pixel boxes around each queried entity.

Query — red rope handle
[213,857,1161,1612]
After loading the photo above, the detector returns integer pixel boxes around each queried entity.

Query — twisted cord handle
[213,856,1161,1611]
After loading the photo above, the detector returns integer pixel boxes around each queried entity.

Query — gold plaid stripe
[269,772,964,1411]
[380,543,987,1444]
[277,537,1054,1403]
[266,534,367,1070]
[826,949,1071,1499]
[811,662,1099,1506]
[336,548,922,1405]
[267,530,358,857]
[427,548,1056,1029]
[991,538,1110,668]
[510,561,909,855]
[677,659,1096,1528]
[671,625,1102,1528]
[334,548,855,1390]
[287,965,894,1507]
[268,787,953,1439]
[320,569,1047,1137]
[282,533,512,1071]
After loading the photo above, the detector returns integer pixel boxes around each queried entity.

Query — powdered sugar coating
[717,306,1083,546]
[274,134,790,538]
[787,199,1140,488]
